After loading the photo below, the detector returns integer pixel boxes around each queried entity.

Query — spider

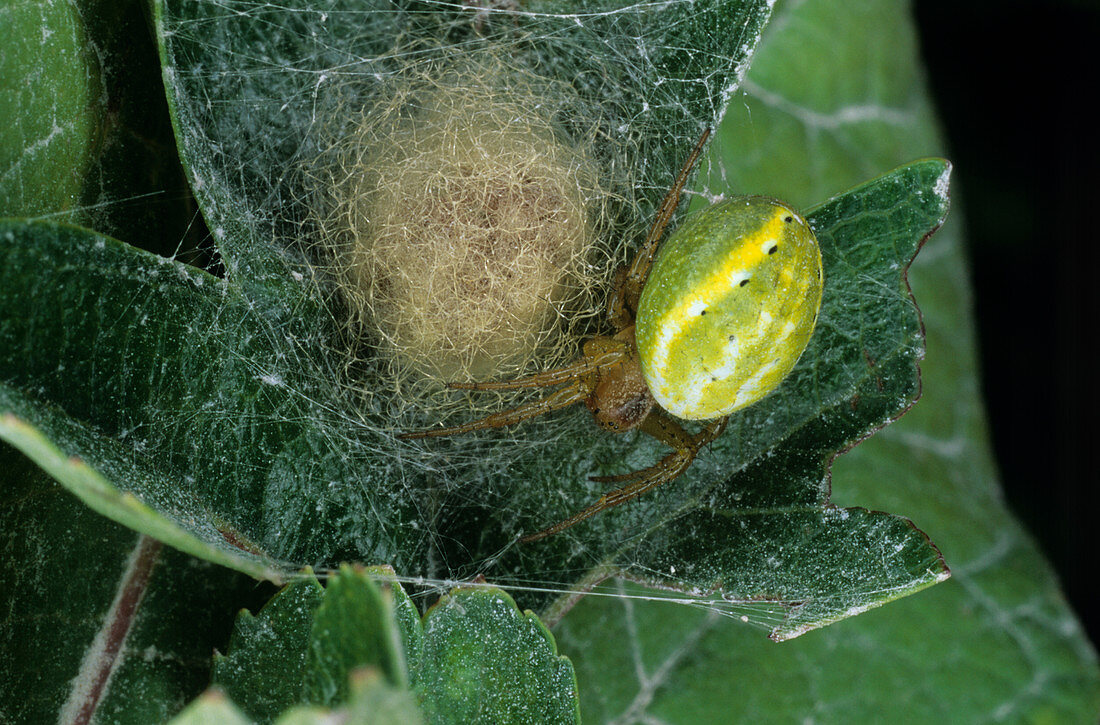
[403,128,824,542]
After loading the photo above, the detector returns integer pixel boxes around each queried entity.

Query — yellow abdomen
[635,196,823,420]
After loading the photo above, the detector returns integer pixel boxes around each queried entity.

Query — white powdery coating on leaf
[933,162,952,202]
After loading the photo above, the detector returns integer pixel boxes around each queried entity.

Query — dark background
[915,1,1100,644]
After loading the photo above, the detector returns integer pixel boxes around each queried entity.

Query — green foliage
[169,691,253,725]
[172,675,424,725]
[0,0,102,217]
[210,568,577,724]
[303,567,410,704]
[0,220,294,579]
[213,576,325,719]
[4,0,947,632]
[0,445,266,723]
[557,1,1100,721]
[417,585,578,723]
[0,151,951,638]
[2,0,1098,722]
[611,159,951,639]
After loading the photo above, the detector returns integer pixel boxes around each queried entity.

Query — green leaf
[283,669,424,725]
[305,566,408,705]
[168,689,254,725]
[0,0,192,252]
[4,0,951,638]
[0,443,267,723]
[180,672,425,725]
[418,587,578,724]
[147,0,948,624]
[598,159,951,639]
[337,669,425,725]
[556,0,1100,720]
[0,0,103,218]
[213,574,326,721]
[212,569,577,724]
[0,219,294,580]
[0,399,283,581]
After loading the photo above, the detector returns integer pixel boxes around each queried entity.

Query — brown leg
[401,380,592,439]
[520,413,727,542]
[401,343,631,438]
[608,128,712,328]
[448,347,625,391]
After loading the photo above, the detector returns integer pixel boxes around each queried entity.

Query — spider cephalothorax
[404,128,824,541]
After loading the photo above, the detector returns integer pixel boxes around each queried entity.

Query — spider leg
[448,348,624,391]
[403,343,632,439]
[400,379,591,439]
[520,413,727,542]
[608,127,712,328]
